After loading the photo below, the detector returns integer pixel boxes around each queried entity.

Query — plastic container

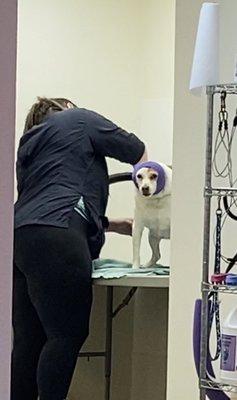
[226,274,237,286]
[220,307,237,384]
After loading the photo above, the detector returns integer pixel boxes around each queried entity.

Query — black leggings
[11,212,93,400]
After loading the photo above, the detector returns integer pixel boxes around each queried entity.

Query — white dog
[132,161,172,268]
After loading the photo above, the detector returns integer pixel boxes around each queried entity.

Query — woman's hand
[106,218,133,236]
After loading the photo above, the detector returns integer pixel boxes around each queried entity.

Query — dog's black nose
[142,186,150,196]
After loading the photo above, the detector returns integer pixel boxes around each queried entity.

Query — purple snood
[132,161,166,195]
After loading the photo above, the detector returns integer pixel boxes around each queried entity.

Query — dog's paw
[132,263,141,269]
[142,262,153,268]
[142,259,158,268]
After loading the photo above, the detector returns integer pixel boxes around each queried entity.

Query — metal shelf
[207,83,237,95]
[204,187,237,197]
[200,378,237,393]
[202,282,237,294]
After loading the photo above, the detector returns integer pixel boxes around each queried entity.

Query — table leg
[105,286,113,400]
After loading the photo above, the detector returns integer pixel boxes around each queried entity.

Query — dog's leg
[132,222,143,269]
[143,231,161,268]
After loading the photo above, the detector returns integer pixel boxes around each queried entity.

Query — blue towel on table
[92,258,169,279]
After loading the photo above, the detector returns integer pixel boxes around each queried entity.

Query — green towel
[92,258,169,279]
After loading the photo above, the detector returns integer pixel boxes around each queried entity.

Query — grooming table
[79,273,169,400]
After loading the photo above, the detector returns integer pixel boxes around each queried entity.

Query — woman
[12,97,147,400]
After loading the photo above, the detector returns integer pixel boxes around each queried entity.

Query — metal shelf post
[200,89,214,400]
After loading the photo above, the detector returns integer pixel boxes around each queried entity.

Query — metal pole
[200,87,214,400]
[105,287,113,400]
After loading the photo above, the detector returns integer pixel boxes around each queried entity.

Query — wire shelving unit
[200,83,237,399]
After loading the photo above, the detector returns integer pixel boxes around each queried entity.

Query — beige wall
[16,0,174,265]
[167,2,205,398]
[16,1,175,400]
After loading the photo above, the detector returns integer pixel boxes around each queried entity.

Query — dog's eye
[137,174,142,179]
[150,174,158,180]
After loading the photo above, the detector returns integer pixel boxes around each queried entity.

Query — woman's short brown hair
[23,97,78,133]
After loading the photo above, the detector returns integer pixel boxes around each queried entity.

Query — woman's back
[15,108,109,229]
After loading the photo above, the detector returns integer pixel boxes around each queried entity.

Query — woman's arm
[106,218,133,236]
[137,146,148,163]
[85,109,146,166]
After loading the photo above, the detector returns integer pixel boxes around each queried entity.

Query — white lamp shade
[189,2,219,94]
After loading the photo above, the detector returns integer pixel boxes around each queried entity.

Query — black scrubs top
[14,108,145,258]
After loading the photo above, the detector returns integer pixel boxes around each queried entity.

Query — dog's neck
[135,190,171,208]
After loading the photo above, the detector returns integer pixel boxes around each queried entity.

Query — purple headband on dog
[132,161,166,195]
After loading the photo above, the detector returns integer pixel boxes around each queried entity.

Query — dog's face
[135,167,158,197]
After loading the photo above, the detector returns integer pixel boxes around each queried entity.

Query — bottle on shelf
[220,307,237,385]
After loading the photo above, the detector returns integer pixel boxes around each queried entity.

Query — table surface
[93,275,169,288]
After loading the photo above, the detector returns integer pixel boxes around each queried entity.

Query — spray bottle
[220,307,237,385]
